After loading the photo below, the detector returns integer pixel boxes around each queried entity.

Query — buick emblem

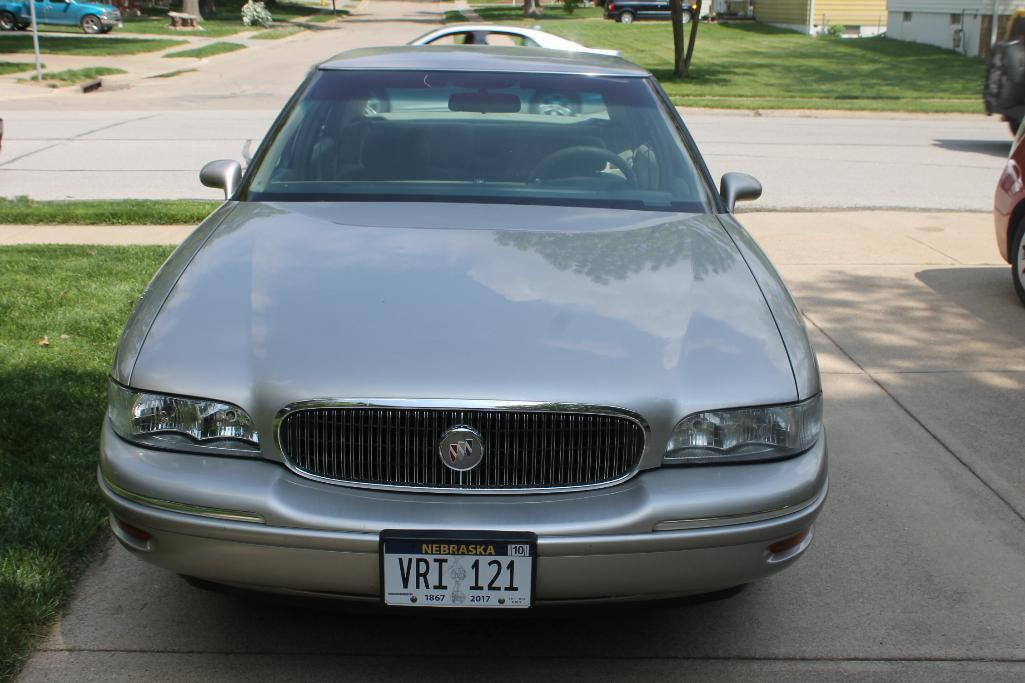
[438,426,484,472]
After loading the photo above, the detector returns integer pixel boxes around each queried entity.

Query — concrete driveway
[15,210,1025,681]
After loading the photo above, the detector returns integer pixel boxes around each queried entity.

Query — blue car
[0,0,122,34]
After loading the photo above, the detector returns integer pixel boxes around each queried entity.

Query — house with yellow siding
[754,0,888,36]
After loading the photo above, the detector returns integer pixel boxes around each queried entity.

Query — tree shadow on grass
[0,364,112,680]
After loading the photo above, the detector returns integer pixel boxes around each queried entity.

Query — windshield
[245,69,715,212]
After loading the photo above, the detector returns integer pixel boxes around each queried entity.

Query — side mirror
[200,159,242,199]
[719,172,762,213]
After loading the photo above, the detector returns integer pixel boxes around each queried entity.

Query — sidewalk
[0,223,192,244]
[0,210,1004,256]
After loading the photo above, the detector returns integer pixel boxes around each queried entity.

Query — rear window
[244,69,715,212]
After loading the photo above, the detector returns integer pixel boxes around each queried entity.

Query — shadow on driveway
[915,266,1025,346]
[932,139,1012,157]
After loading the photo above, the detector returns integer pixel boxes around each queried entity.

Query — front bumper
[99,421,828,604]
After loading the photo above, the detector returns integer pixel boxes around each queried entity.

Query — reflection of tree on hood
[495,222,736,286]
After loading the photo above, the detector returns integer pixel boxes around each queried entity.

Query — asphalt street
[5,0,1025,679]
[0,108,1011,209]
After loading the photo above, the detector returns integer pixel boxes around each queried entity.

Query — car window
[426,32,474,45]
[484,33,525,47]
[246,69,715,213]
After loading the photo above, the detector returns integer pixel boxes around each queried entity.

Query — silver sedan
[100,46,826,609]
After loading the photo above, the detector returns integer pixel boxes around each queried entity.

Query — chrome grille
[277,406,646,491]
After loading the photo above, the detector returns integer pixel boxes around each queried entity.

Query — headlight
[108,379,259,454]
[664,395,822,464]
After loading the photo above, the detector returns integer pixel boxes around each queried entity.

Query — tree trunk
[669,0,685,77]
[680,0,702,77]
[523,0,540,17]
[182,0,202,20]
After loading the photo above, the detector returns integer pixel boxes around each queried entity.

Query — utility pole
[28,0,42,82]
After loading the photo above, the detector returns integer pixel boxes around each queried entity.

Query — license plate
[380,531,536,609]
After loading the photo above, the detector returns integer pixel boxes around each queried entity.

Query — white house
[887,0,1025,56]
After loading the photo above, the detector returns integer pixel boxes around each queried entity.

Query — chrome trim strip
[103,476,266,524]
[272,399,650,495]
[652,485,827,532]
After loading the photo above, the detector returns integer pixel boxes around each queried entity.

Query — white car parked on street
[410,24,619,56]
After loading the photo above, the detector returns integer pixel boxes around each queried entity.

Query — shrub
[241,1,273,27]
[826,24,845,38]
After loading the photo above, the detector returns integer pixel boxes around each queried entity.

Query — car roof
[318,45,649,77]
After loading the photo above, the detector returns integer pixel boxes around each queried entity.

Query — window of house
[950,13,962,26]
[903,12,912,23]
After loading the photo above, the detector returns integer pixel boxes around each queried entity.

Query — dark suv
[985,10,1025,133]
[604,0,698,24]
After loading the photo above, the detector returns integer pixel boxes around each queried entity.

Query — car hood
[128,202,797,446]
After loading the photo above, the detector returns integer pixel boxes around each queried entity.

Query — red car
[994,125,1025,305]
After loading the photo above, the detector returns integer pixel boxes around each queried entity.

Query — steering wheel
[529,146,635,186]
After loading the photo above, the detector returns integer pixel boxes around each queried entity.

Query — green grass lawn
[163,41,246,58]
[456,7,985,112]
[0,246,173,680]
[22,66,125,87]
[110,0,320,36]
[0,34,184,56]
[0,198,218,225]
[0,61,36,75]
[302,11,346,23]
[250,25,303,39]
[118,15,255,37]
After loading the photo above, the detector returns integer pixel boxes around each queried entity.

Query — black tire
[1009,116,1023,135]
[80,14,102,34]
[0,11,17,31]
[100,26,113,34]
[1012,219,1025,306]
[619,10,634,24]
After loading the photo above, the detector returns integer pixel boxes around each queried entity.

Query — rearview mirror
[719,172,762,213]
[200,159,242,199]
